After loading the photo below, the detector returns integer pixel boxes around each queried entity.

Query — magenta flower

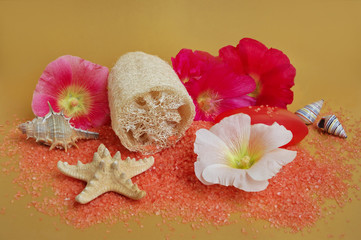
[219,38,296,108]
[171,48,219,85]
[32,55,110,129]
[185,65,256,121]
[172,48,256,121]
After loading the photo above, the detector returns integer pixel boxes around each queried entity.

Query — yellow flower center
[228,145,263,169]
[58,85,91,118]
[229,153,255,169]
[197,90,220,116]
[247,73,262,98]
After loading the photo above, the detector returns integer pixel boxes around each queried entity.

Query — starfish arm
[57,160,98,182]
[75,178,109,204]
[109,171,146,200]
[116,156,155,178]
[57,149,104,181]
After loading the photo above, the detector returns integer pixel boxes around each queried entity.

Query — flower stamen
[197,90,220,117]
[229,152,255,169]
[70,98,79,107]
[58,85,91,118]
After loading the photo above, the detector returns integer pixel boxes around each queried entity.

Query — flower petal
[195,65,256,99]
[194,129,229,165]
[236,38,268,74]
[259,48,291,75]
[209,113,251,150]
[194,160,213,185]
[171,48,218,84]
[66,55,109,94]
[257,64,295,108]
[193,102,214,121]
[256,87,294,109]
[31,93,58,117]
[172,49,196,82]
[218,45,245,74]
[249,122,293,154]
[186,64,256,121]
[202,164,269,191]
[247,148,297,181]
[194,129,231,184]
[194,95,256,121]
[218,96,256,113]
[218,38,296,109]
[32,56,73,116]
[202,164,245,186]
[214,106,308,147]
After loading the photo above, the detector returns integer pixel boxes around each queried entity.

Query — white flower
[194,113,297,192]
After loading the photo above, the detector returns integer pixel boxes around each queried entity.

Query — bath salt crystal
[0,107,359,233]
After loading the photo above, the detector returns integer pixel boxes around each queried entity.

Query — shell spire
[295,99,324,125]
[317,115,347,138]
[18,102,99,151]
[47,101,55,114]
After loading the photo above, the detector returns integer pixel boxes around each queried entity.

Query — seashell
[18,102,99,151]
[295,99,324,124]
[317,115,347,138]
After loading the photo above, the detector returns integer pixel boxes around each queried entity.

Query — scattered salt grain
[0,107,360,233]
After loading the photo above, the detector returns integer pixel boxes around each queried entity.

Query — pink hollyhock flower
[186,65,256,121]
[171,48,219,84]
[219,38,296,108]
[32,55,110,130]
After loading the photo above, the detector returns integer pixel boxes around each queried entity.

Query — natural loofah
[108,52,195,154]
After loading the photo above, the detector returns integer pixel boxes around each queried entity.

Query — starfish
[57,144,154,204]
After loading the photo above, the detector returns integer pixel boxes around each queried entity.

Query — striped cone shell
[317,115,347,138]
[295,99,324,124]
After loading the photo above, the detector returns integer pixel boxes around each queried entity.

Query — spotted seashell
[295,99,324,125]
[317,115,347,138]
[18,102,99,151]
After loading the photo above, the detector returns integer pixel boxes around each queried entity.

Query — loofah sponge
[108,52,195,155]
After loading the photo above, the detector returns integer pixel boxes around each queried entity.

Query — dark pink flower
[32,55,110,129]
[219,38,296,108]
[186,65,256,121]
[171,49,219,84]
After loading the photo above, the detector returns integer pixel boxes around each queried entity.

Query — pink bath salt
[0,108,360,232]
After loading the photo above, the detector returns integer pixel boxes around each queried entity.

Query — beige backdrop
[1,0,361,239]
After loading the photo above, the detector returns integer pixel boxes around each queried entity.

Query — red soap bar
[215,106,308,147]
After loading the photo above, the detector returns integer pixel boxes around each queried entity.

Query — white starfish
[57,144,154,204]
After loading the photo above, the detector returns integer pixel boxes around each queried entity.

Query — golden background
[1,0,361,239]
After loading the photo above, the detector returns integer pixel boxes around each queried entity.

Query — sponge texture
[108,52,195,154]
